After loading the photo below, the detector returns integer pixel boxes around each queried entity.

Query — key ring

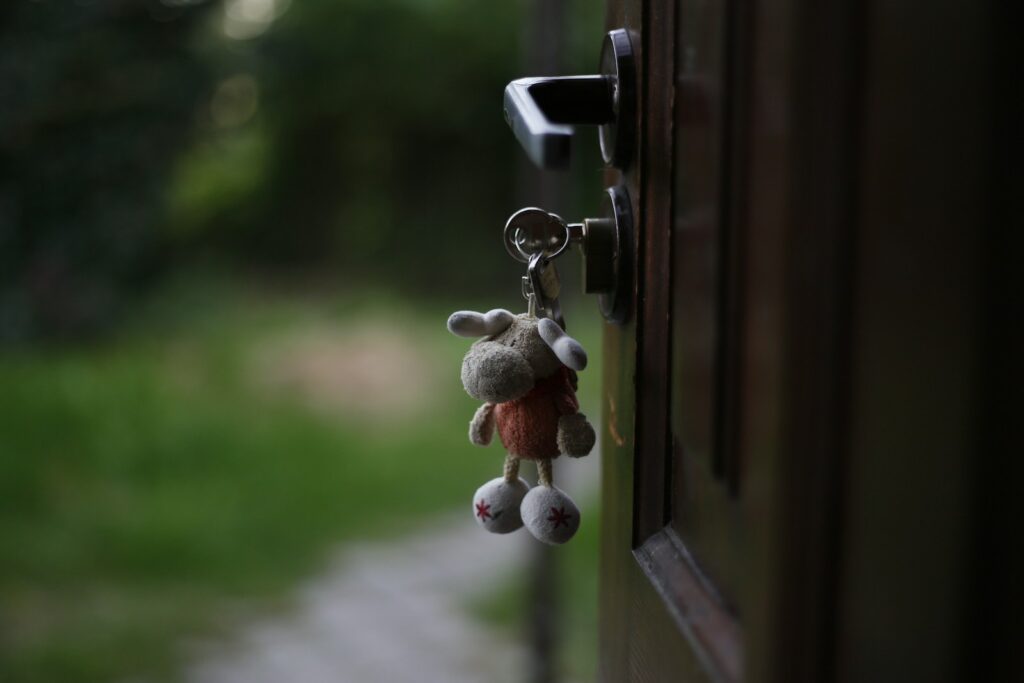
[504,208,572,263]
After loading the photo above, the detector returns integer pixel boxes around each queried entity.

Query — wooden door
[596,0,1012,681]
[599,0,743,678]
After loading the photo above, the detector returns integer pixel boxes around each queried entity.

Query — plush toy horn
[447,309,515,338]
[537,318,588,371]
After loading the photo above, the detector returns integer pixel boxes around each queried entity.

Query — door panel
[599,0,744,679]
[598,0,713,680]
[669,0,744,611]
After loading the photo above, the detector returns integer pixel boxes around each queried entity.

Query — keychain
[447,209,596,545]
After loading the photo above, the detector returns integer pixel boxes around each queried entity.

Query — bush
[0,0,217,340]
[167,0,528,291]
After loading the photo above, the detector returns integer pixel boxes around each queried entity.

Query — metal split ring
[503,207,572,263]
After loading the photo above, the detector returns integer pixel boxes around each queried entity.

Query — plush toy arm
[469,402,497,446]
[557,413,596,458]
[554,368,581,416]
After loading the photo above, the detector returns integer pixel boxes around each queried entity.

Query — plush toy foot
[521,485,581,545]
[472,477,531,534]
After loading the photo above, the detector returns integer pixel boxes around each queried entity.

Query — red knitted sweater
[494,366,579,460]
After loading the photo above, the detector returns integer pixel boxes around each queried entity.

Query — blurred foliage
[0,0,217,341]
[170,0,524,282]
[0,0,603,341]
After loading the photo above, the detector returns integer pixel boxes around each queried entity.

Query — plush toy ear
[447,309,515,338]
[537,318,588,371]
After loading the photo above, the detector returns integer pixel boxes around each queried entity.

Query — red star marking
[547,506,572,529]
[475,499,493,521]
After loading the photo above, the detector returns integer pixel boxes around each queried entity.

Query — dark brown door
[596,0,1013,681]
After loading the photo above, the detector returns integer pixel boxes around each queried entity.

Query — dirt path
[183,454,598,683]
[184,514,530,683]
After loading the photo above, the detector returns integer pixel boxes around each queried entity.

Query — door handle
[503,29,636,170]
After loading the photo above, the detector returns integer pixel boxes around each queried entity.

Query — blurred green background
[0,1,605,682]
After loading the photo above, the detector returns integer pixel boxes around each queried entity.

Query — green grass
[0,277,515,683]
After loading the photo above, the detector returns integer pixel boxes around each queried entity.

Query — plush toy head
[447,309,587,403]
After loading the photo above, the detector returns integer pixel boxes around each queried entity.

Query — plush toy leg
[521,458,580,545]
[536,458,553,487]
[472,454,530,534]
[503,454,521,482]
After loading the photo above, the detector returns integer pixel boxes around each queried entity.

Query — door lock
[504,186,633,324]
[503,29,636,170]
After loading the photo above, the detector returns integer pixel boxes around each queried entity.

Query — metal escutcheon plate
[585,185,633,324]
[599,29,637,169]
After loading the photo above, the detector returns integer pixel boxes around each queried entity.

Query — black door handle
[503,76,613,169]
[503,29,636,170]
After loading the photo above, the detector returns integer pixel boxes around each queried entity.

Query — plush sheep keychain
[447,307,596,544]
